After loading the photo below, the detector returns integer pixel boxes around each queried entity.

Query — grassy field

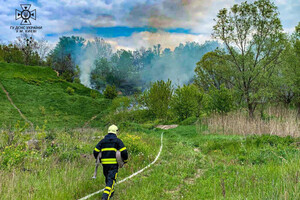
[0,62,299,199]
[0,125,299,199]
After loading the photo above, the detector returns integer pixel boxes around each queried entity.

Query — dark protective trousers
[102,165,118,200]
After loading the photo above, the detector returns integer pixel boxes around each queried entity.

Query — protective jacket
[93,133,128,200]
[93,133,128,164]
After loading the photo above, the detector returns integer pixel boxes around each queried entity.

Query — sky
[0,0,299,50]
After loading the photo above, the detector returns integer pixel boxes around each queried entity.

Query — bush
[104,85,117,99]
[90,90,98,99]
[206,84,234,114]
[111,96,131,112]
[180,116,198,125]
[73,77,80,84]
[142,79,173,119]
[66,87,75,95]
[171,84,203,120]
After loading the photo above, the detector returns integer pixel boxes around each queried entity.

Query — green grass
[0,62,110,129]
[0,125,299,200]
[0,127,161,199]
[111,126,299,200]
[0,86,25,127]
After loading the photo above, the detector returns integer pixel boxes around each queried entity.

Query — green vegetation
[141,79,173,120]
[171,84,202,120]
[103,85,118,99]
[0,62,109,129]
[0,125,299,199]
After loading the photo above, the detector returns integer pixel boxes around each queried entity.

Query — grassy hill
[0,62,110,129]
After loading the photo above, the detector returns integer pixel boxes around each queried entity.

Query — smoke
[78,37,113,87]
[76,36,219,89]
[142,41,220,86]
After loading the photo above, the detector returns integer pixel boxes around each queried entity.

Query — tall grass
[199,107,299,137]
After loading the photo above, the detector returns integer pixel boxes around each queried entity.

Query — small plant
[90,90,98,99]
[39,106,46,115]
[73,77,80,84]
[66,87,75,95]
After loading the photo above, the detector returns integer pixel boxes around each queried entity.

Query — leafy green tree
[104,85,118,99]
[207,84,234,114]
[275,23,300,116]
[195,51,229,91]
[294,23,300,117]
[0,44,24,64]
[143,80,173,119]
[212,0,285,118]
[274,38,297,106]
[171,84,203,120]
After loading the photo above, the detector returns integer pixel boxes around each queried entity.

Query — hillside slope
[0,62,109,129]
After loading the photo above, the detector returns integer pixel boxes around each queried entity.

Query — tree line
[0,0,298,120]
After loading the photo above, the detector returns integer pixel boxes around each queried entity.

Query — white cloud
[105,31,212,51]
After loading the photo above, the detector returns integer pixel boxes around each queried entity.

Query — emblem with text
[11,4,42,33]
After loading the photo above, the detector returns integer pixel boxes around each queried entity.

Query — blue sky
[0,0,299,50]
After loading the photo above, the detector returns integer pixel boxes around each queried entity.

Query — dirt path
[0,81,34,129]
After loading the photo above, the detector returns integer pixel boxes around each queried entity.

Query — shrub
[207,84,234,114]
[104,85,117,99]
[171,84,203,120]
[90,90,98,99]
[111,96,131,112]
[66,87,75,95]
[142,79,173,119]
[180,116,198,125]
[60,71,74,82]
[73,77,80,84]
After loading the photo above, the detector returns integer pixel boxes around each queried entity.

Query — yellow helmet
[108,124,118,134]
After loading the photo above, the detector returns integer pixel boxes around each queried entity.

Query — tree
[207,84,234,115]
[90,57,112,90]
[171,84,202,120]
[0,44,24,64]
[142,80,173,119]
[294,22,300,117]
[48,36,85,74]
[212,0,285,118]
[110,50,141,94]
[195,51,229,91]
[36,39,50,64]
[276,23,300,116]
[15,34,39,65]
[273,38,296,106]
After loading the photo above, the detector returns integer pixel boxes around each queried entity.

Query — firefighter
[93,125,128,200]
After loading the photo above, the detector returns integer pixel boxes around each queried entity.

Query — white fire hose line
[78,132,164,200]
